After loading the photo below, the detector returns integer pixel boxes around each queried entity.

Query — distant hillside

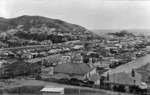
[0,15,93,34]
[92,29,150,35]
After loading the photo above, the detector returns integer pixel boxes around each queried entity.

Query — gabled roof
[104,72,135,86]
[54,62,96,75]
[88,73,100,82]
[72,56,82,61]
[53,73,70,79]
[136,63,150,82]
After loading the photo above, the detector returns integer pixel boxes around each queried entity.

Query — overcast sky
[0,0,150,29]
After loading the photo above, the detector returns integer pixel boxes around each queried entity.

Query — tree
[131,69,135,77]
[100,76,105,88]
[84,42,91,50]
[118,85,126,92]
[83,57,89,63]
[2,61,41,78]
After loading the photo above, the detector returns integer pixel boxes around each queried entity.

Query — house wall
[61,89,64,94]
[42,67,54,75]
[41,89,64,95]
[22,54,33,59]
[84,68,96,79]
[95,80,100,85]
[61,56,71,63]
[130,71,142,86]
[42,92,62,95]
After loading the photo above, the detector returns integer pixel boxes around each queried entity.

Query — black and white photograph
[0,0,150,95]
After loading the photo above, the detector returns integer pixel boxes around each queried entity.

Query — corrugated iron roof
[40,86,64,92]
[104,72,135,86]
[54,62,96,75]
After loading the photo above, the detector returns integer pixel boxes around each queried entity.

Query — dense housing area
[0,16,150,94]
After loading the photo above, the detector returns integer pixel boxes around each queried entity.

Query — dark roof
[53,73,70,79]
[54,62,96,75]
[136,63,150,82]
[138,63,150,71]
[73,75,85,80]
[104,72,135,86]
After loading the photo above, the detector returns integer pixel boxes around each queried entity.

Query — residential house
[53,61,100,84]
[0,60,5,67]
[53,73,70,79]
[136,63,150,83]
[71,53,83,64]
[71,56,83,64]
[39,52,47,57]
[31,52,38,58]
[94,61,113,69]
[88,73,100,85]
[142,46,150,53]
[115,43,122,48]
[101,54,150,91]
[48,49,59,54]
[62,48,70,52]
[103,72,142,92]
[102,53,150,77]
[61,54,71,64]
[0,32,7,40]
[21,53,33,59]
[0,50,9,57]
[42,67,54,75]
[72,45,83,50]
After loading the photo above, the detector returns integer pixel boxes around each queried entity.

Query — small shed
[40,86,64,95]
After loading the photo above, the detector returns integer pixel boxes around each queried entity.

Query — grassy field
[0,79,134,95]
[0,79,99,93]
[0,79,99,90]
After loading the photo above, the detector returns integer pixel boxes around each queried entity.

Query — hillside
[0,15,92,34]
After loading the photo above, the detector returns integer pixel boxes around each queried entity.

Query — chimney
[49,67,54,75]
[107,72,109,81]
[88,58,93,68]
[131,68,135,77]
